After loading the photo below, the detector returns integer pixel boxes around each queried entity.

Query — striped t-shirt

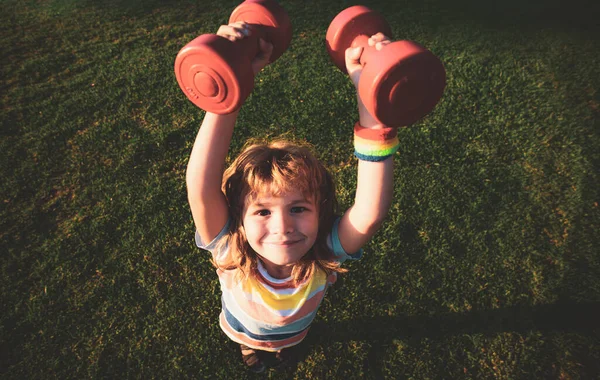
[195,217,361,352]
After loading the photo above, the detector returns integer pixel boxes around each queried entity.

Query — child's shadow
[309,300,599,343]
[273,300,598,373]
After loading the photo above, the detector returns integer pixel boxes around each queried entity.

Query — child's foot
[240,344,266,373]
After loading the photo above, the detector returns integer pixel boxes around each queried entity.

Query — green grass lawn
[1,0,599,378]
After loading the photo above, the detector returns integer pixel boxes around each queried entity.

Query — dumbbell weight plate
[229,0,292,64]
[363,41,446,127]
[175,34,252,114]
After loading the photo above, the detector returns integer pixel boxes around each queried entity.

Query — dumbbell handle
[231,25,267,68]
[351,34,426,78]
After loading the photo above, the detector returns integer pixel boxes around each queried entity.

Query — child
[186,22,396,372]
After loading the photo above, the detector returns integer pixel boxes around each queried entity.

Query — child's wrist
[353,122,399,162]
[206,109,240,120]
[356,95,379,128]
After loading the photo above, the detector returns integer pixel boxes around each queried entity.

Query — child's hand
[345,33,391,88]
[216,22,273,76]
[346,33,392,127]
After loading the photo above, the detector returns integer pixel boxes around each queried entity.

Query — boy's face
[242,190,319,274]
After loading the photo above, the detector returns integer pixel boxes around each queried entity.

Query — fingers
[367,33,391,50]
[345,32,391,69]
[216,21,252,42]
[345,46,364,65]
[368,32,390,44]
[344,33,392,87]
[345,46,364,86]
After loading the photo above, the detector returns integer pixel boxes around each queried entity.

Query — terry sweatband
[353,122,400,162]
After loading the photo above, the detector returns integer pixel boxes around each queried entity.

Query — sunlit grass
[1,0,599,377]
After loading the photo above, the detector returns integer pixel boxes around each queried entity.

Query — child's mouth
[265,239,301,246]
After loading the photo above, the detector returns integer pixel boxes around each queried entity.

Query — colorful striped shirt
[195,217,361,352]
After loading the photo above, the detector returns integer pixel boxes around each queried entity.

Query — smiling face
[222,140,337,281]
[242,190,319,277]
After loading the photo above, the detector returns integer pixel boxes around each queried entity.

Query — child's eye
[290,206,307,213]
[256,209,271,216]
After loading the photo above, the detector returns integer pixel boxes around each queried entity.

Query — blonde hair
[213,138,346,284]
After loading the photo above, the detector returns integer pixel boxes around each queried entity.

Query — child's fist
[345,33,391,88]
[216,22,273,75]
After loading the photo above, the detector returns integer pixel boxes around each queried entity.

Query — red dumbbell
[175,0,291,114]
[326,6,446,127]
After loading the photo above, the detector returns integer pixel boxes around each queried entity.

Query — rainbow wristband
[353,122,400,162]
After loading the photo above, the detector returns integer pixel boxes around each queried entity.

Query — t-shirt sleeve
[327,217,363,264]
[195,220,230,262]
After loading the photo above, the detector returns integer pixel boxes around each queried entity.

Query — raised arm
[337,34,395,254]
[186,22,273,244]
[187,111,238,244]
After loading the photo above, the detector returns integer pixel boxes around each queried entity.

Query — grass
[1,0,599,378]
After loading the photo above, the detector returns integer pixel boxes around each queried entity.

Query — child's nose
[271,213,294,234]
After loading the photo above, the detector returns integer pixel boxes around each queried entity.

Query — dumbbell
[326,6,446,127]
[174,0,291,114]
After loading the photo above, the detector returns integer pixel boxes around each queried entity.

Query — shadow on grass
[309,301,599,344]
[266,301,599,375]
